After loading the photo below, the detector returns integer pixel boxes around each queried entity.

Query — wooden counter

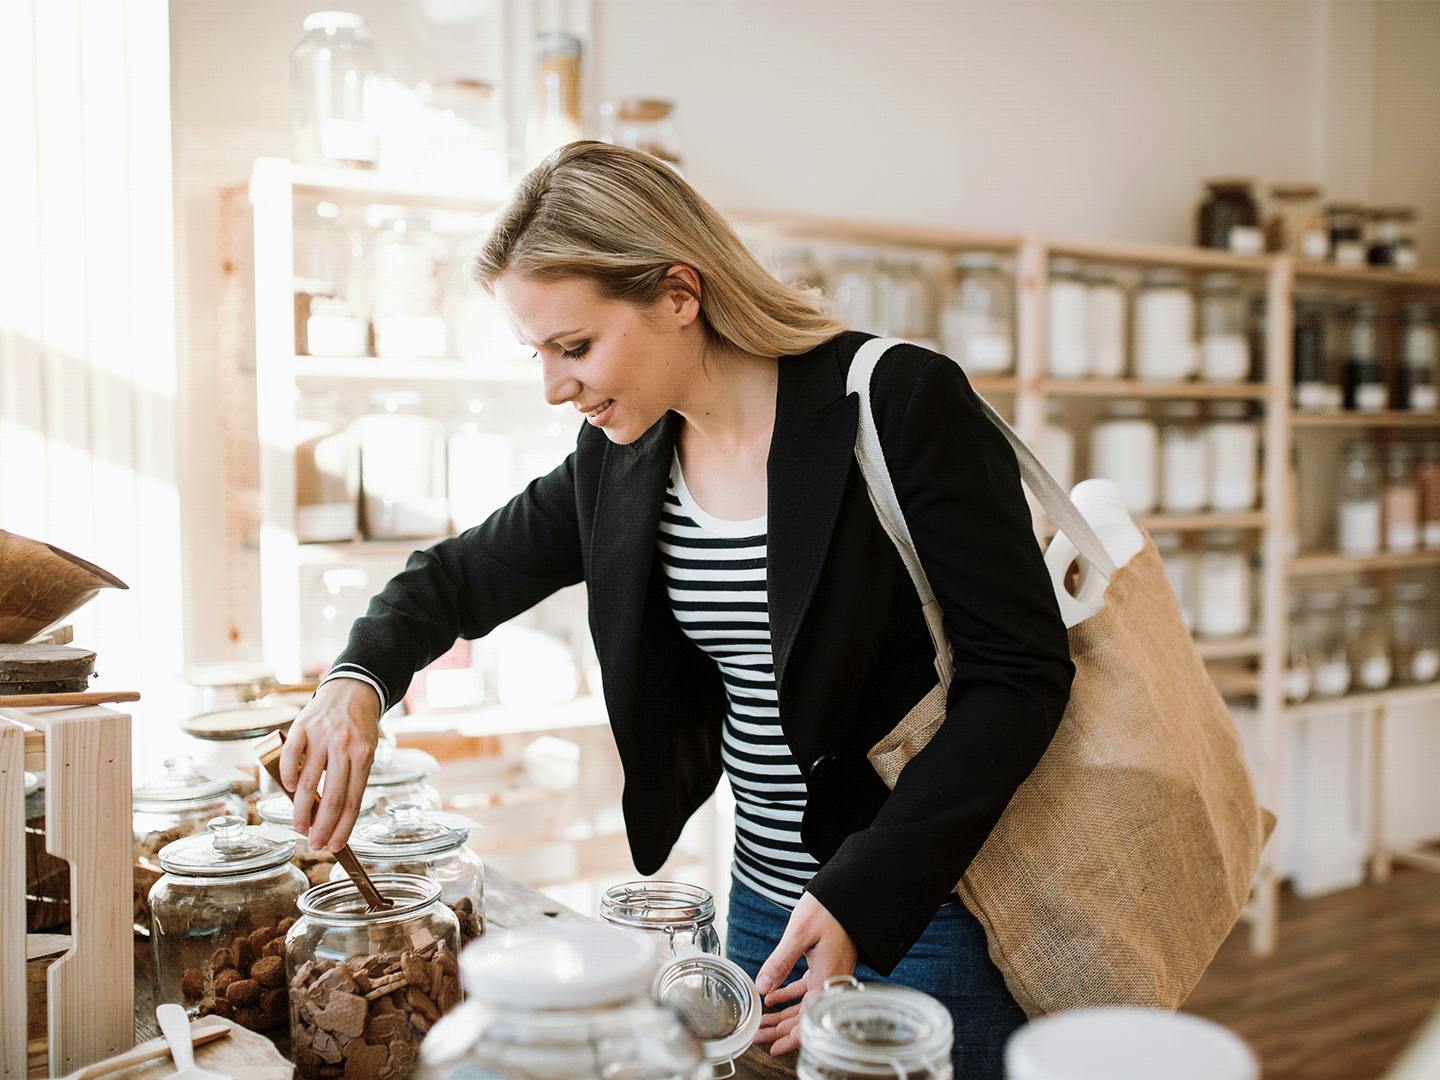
[133,868,797,1078]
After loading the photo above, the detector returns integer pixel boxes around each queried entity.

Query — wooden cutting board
[59,1017,292,1080]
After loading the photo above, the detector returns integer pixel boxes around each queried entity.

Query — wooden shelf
[285,163,510,212]
[293,355,538,383]
[296,538,446,565]
[1039,378,1270,400]
[1136,510,1268,532]
[1291,410,1440,430]
[1284,680,1440,720]
[1045,238,1275,274]
[1289,550,1440,576]
[969,375,1022,395]
[1194,637,1265,661]
[1292,260,1440,290]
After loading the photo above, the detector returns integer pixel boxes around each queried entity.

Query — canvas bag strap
[846,337,1119,687]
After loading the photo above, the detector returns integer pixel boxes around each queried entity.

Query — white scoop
[156,1004,230,1080]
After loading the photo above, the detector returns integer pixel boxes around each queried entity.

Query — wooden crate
[1,704,133,1078]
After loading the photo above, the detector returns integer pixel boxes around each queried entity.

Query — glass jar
[1089,401,1158,513]
[416,79,506,191]
[416,923,710,1080]
[1284,592,1313,703]
[180,703,298,798]
[184,662,277,713]
[1326,203,1367,267]
[529,31,583,167]
[1154,533,1197,632]
[831,252,881,332]
[1267,184,1329,260]
[1397,303,1438,412]
[881,261,938,349]
[1158,401,1208,513]
[447,399,516,533]
[289,12,380,169]
[1421,442,1440,549]
[294,202,371,358]
[1306,590,1352,698]
[334,803,484,946]
[1195,531,1253,640]
[1384,443,1421,553]
[1342,302,1387,412]
[150,816,306,1032]
[133,759,248,934]
[300,567,372,678]
[1038,399,1075,498]
[1337,441,1383,556]
[599,98,683,172]
[1293,298,1331,412]
[365,742,442,812]
[797,976,953,1080]
[1084,265,1127,378]
[1046,258,1088,378]
[255,788,379,888]
[369,210,449,359]
[287,875,462,1080]
[940,251,1014,375]
[1206,402,1259,512]
[1197,179,1261,254]
[1392,582,1440,685]
[296,392,360,543]
[1367,206,1419,271]
[1198,273,1251,382]
[1006,1008,1259,1080]
[353,392,449,540]
[1345,586,1391,691]
[599,880,721,957]
[1133,268,1197,381]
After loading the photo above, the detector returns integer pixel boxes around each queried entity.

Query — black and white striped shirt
[658,451,819,909]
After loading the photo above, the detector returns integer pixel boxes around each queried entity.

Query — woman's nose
[540,354,581,407]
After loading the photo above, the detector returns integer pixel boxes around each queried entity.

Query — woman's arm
[804,348,1075,975]
[282,448,586,850]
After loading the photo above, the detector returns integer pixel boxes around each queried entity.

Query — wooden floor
[1186,867,1440,1080]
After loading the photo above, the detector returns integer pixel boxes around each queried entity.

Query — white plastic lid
[460,923,658,1010]
[1005,1007,1260,1080]
[652,946,761,1067]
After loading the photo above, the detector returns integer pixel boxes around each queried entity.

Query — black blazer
[333,331,1073,973]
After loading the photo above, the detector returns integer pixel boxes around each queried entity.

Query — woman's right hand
[279,678,382,853]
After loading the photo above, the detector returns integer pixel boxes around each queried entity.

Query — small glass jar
[1195,531,1253,640]
[1284,592,1313,703]
[416,923,710,1080]
[1133,268,1197,381]
[150,816,306,1032]
[881,261,938,349]
[1197,178,1262,254]
[1345,586,1392,691]
[1198,273,1251,382]
[1267,184,1329,260]
[184,662,278,713]
[1038,399,1076,497]
[294,202,371,358]
[1154,533,1197,632]
[1089,401,1158,513]
[365,742,442,812]
[334,803,484,946]
[1392,582,1440,685]
[287,875,462,1080]
[416,78,506,191]
[255,789,379,888]
[181,703,298,798]
[1342,302,1387,413]
[1047,258,1088,378]
[1367,206,1419,271]
[1306,590,1352,699]
[369,209,449,359]
[831,252,881,332]
[1084,265,1127,378]
[1158,401,1208,513]
[1206,402,1259,512]
[1293,298,1331,412]
[1337,441,1383,556]
[353,391,449,541]
[797,976,954,1080]
[940,251,1014,375]
[599,880,721,957]
[1326,203,1367,267]
[289,12,381,169]
[1384,443,1421,553]
[599,98,683,171]
[529,31,583,166]
[300,567,372,678]
[1397,303,1438,412]
[1421,442,1440,549]
[295,392,360,543]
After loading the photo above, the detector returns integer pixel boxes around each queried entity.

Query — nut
[181,968,204,1001]
[213,968,241,994]
[232,936,254,971]
[225,978,263,1007]
[252,955,285,989]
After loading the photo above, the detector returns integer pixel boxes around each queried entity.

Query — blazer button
[809,754,835,780]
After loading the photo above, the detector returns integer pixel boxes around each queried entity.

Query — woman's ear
[663,263,703,324]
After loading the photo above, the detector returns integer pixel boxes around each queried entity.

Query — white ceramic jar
[1158,401,1209,513]
[353,392,449,541]
[1133,268,1197,381]
[1089,401,1158,514]
[1084,265,1127,378]
[1206,402,1259,511]
[1195,530,1253,639]
[1047,258,1089,378]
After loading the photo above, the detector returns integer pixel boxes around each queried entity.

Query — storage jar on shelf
[1158,401,1208,513]
[416,78,506,191]
[1421,442,1440,549]
[1133,268,1197,381]
[1391,582,1440,685]
[1194,531,1253,640]
[1306,590,1352,698]
[882,260,939,349]
[150,816,306,1032]
[1206,402,1259,512]
[1154,533,1196,631]
[1084,264,1127,378]
[1326,203,1367,267]
[1089,401,1158,514]
[365,741,443,812]
[1267,184,1330,260]
[940,251,1014,375]
[1046,258,1088,378]
[1397,303,1438,412]
[447,400,516,532]
[1292,298,1332,412]
[1367,206,1419,270]
[529,31,584,166]
[1284,592,1313,703]
[370,209,449,359]
[296,393,359,543]
[599,98,684,171]
[290,12,380,169]
[1337,441,1383,557]
[300,567,372,678]
[354,392,449,541]
[831,252,881,332]
[1384,443,1421,553]
[1198,272,1251,382]
[1345,586,1392,691]
[181,703,298,798]
[287,875,462,1080]
[294,201,370,358]
[1197,178,1262,254]
[1342,302,1387,413]
[797,976,954,1080]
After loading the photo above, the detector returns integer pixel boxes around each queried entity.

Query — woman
[281,140,1072,1075]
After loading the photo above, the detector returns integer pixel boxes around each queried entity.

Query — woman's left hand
[751,891,859,1056]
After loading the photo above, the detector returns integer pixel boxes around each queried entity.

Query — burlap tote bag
[848,338,1275,1018]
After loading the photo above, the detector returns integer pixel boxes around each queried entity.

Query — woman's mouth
[584,399,616,426]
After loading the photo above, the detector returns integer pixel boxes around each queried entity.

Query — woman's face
[494,269,702,446]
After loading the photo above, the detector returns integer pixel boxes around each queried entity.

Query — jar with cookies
[256,787,381,887]
[330,803,484,945]
[148,815,306,1033]
[286,874,461,1080]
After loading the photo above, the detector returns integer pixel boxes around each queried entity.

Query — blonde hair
[469,141,848,358]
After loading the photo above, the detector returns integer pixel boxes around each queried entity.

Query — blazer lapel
[768,338,859,695]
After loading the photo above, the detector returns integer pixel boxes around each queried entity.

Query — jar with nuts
[133,758,247,935]
[149,815,306,1033]
[330,803,484,945]
[287,874,461,1080]
[256,788,380,887]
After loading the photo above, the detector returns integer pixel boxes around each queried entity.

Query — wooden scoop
[254,729,393,912]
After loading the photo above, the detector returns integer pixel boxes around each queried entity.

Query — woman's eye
[560,342,589,360]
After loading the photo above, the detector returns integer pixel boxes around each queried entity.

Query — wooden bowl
[0,529,128,643]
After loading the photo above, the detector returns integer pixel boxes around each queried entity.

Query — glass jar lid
[366,744,437,789]
[600,880,715,935]
[652,947,761,1067]
[349,802,476,859]
[461,923,657,1010]
[256,788,380,827]
[799,976,953,1073]
[298,873,441,924]
[1004,1006,1259,1080]
[181,703,297,742]
[158,815,297,877]
[133,757,235,811]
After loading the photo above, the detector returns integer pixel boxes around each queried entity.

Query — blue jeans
[725,876,1026,1079]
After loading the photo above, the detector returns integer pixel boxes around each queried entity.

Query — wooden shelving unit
[1040,378,1270,400]
[1290,411,1440,429]
[1289,550,1440,577]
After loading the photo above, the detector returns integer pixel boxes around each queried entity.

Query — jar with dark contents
[1341,302,1387,412]
[1197,178,1261,253]
[1326,202,1366,266]
[1367,206,1418,270]
[1396,302,1438,412]
[1293,298,1330,412]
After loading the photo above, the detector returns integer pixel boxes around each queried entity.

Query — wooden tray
[61,1017,291,1079]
